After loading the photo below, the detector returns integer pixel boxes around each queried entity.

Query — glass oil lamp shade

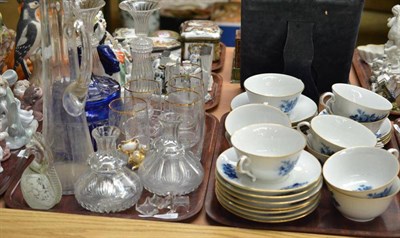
[138,111,204,196]
[74,126,143,213]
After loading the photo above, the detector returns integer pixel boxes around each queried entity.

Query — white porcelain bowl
[297,115,377,156]
[231,123,306,182]
[323,147,400,199]
[244,73,304,114]
[327,176,400,222]
[225,103,291,140]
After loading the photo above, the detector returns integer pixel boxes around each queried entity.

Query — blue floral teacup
[231,123,306,182]
[244,73,304,115]
[296,115,377,156]
[320,83,392,123]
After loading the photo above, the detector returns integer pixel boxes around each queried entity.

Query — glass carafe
[40,0,97,194]
[138,111,204,196]
[74,126,143,213]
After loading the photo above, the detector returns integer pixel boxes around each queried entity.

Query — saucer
[230,93,317,125]
[216,188,320,223]
[216,147,322,195]
[319,110,391,140]
[216,177,322,208]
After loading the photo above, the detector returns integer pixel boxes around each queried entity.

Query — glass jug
[39,0,99,194]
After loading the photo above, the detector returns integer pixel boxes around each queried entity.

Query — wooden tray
[212,42,226,72]
[205,112,400,237]
[352,49,400,116]
[205,73,223,111]
[5,113,220,222]
[0,151,30,196]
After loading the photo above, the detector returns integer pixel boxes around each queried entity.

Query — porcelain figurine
[385,5,400,72]
[14,0,41,79]
[0,13,16,73]
[0,74,38,150]
[13,79,30,100]
[22,84,43,121]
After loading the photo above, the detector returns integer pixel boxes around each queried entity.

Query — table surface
[0,47,359,238]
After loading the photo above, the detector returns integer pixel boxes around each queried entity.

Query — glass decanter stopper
[74,126,143,213]
[138,111,204,196]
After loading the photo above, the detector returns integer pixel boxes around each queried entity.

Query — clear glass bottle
[138,111,204,196]
[74,126,143,213]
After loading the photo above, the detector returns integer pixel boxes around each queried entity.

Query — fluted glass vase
[119,0,160,81]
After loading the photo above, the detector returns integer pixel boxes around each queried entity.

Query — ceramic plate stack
[376,118,392,145]
[215,148,323,223]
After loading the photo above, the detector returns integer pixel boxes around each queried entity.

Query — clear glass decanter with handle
[39,0,101,194]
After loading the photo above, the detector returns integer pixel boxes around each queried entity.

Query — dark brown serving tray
[205,73,222,111]
[352,49,400,116]
[212,42,226,72]
[5,113,219,222]
[205,112,400,238]
[0,151,31,196]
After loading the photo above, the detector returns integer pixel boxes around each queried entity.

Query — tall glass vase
[40,0,99,194]
[119,0,160,81]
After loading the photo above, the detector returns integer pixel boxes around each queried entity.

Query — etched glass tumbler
[163,90,205,158]
[108,97,150,146]
[124,79,162,140]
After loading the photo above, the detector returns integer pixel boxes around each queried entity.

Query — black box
[240,0,365,103]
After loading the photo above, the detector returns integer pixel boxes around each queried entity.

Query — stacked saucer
[215,147,322,223]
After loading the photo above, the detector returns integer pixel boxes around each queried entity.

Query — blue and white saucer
[230,92,317,125]
[216,147,322,195]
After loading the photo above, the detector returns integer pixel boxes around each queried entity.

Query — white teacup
[225,103,291,143]
[296,115,377,156]
[244,73,304,114]
[323,146,400,199]
[230,123,306,182]
[320,83,392,123]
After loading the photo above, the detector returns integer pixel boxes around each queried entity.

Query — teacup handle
[387,148,399,159]
[296,121,311,136]
[236,155,256,182]
[320,92,335,114]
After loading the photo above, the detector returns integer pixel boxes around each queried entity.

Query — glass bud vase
[138,111,204,196]
[119,0,160,81]
[74,126,143,213]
